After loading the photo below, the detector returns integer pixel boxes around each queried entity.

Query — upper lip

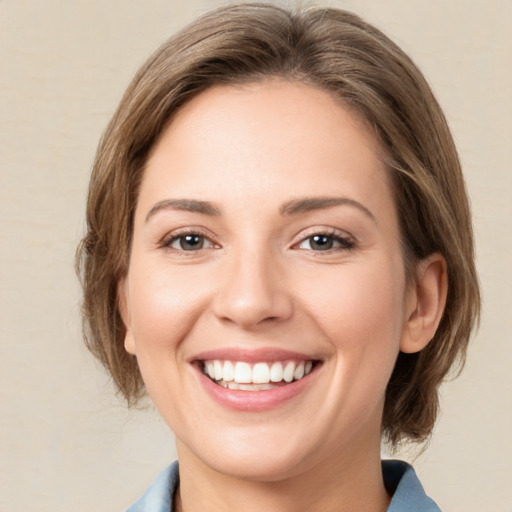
[190,347,320,363]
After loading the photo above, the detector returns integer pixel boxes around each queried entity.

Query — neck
[175,436,390,512]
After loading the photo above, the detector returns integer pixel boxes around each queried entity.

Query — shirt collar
[126,459,441,512]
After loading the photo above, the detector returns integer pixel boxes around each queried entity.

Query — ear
[400,253,448,354]
[117,278,136,355]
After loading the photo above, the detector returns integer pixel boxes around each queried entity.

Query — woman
[76,4,480,511]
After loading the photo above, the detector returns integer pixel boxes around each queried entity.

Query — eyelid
[290,227,356,251]
[159,227,220,251]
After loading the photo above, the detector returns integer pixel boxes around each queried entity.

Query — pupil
[312,235,333,250]
[181,235,203,250]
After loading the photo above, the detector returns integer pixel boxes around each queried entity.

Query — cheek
[300,260,406,359]
[125,261,214,422]
[127,259,213,355]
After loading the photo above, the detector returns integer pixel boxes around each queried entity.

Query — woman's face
[121,81,415,481]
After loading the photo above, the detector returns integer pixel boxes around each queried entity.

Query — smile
[202,360,315,390]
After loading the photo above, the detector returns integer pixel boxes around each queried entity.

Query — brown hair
[76,3,480,448]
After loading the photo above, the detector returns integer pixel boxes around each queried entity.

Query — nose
[212,247,294,329]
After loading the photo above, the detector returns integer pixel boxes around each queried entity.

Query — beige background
[1,1,511,510]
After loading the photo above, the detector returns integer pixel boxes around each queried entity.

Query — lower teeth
[214,379,290,390]
[219,381,277,391]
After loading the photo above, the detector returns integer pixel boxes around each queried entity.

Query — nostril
[213,296,293,328]
[210,257,294,327]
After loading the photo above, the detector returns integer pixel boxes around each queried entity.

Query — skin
[120,80,447,512]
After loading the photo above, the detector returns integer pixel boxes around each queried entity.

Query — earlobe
[400,253,448,354]
[117,278,136,355]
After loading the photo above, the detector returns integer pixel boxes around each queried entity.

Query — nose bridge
[212,238,292,328]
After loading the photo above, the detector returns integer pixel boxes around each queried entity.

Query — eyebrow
[145,199,221,222]
[145,196,375,223]
[280,196,376,222]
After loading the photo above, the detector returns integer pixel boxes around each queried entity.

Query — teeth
[214,360,223,381]
[293,362,305,380]
[283,361,295,383]
[227,382,275,391]
[270,362,283,382]
[252,362,270,384]
[223,360,234,382]
[202,359,315,386]
[205,361,215,379]
[234,362,252,384]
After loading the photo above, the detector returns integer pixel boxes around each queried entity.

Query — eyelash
[293,230,355,253]
[160,228,218,253]
[160,228,355,254]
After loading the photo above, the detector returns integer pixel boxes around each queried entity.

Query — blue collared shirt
[126,459,441,511]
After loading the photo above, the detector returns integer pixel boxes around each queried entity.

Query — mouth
[191,348,322,411]
[199,359,318,391]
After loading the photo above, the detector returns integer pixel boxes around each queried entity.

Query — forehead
[139,80,394,219]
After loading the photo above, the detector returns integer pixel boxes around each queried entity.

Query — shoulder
[383,460,442,512]
[125,461,179,512]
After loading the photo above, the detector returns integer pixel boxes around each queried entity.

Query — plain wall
[1,1,511,510]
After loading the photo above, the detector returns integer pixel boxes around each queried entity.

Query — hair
[76,3,480,448]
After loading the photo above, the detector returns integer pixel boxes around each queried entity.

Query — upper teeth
[203,360,313,384]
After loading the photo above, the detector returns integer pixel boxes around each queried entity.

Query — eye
[162,232,216,252]
[297,232,354,252]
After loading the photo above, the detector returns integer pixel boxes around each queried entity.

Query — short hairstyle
[76,3,480,448]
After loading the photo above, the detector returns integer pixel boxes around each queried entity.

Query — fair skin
[120,80,447,512]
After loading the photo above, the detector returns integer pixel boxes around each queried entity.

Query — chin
[205,450,309,483]
[180,425,319,483]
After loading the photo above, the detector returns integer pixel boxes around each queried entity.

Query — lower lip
[196,366,318,412]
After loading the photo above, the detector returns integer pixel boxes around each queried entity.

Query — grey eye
[308,235,334,250]
[299,234,337,251]
[298,234,354,251]
[171,234,208,251]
